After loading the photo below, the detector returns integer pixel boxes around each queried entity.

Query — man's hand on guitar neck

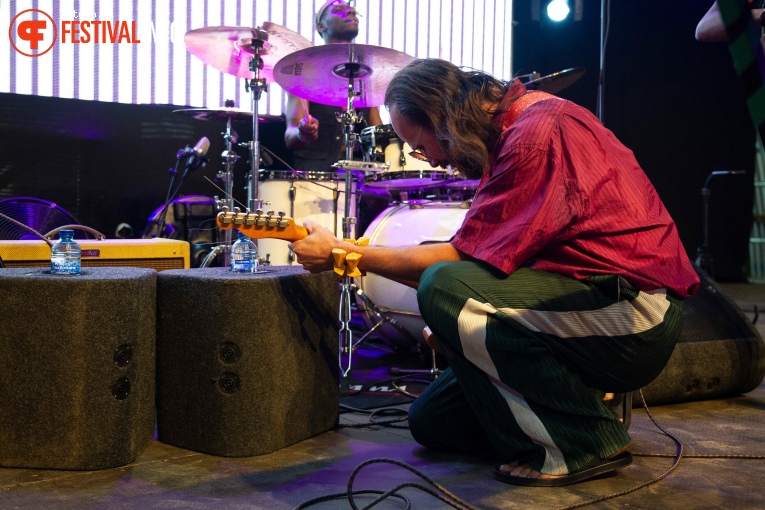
[288,220,345,273]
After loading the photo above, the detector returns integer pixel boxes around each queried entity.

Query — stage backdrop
[2,0,514,117]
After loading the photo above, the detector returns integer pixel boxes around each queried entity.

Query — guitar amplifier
[0,239,190,271]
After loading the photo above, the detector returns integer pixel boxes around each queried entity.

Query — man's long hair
[384,59,514,179]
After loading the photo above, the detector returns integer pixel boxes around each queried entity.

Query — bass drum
[258,170,358,265]
[356,201,470,348]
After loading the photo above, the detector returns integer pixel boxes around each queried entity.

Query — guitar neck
[215,210,307,242]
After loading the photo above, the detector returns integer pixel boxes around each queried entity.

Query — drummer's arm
[284,93,318,150]
[369,107,383,127]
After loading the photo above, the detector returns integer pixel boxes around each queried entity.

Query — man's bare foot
[497,459,558,480]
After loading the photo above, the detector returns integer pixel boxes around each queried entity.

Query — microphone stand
[695,170,746,277]
[597,0,609,124]
[217,103,239,269]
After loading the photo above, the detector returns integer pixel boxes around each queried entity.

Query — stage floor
[1,282,764,510]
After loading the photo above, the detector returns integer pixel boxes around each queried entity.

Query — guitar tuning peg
[233,207,241,213]
[266,210,275,216]
[277,211,285,218]
[221,205,230,212]
[255,208,264,216]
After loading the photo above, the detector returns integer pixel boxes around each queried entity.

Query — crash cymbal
[274,43,415,108]
[173,107,282,123]
[525,67,585,95]
[184,22,313,80]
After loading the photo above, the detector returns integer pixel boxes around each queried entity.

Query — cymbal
[274,43,415,108]
[173,107,283,123]
[525,67,585,95]
[184,22,313,80]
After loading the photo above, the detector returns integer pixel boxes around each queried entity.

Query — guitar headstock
[216,207,308,241]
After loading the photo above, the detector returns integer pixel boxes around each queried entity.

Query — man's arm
[696,2,764,42]
[284,93,319,150]
[289,220,466,289]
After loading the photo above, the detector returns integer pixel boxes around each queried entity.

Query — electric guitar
[215,207,307,241]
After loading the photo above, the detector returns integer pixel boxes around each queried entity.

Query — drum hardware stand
[351,283,419,348]
[353,284,442,381]
[336,47,369,395]
[389,350,442,381]
[241,28,269,253]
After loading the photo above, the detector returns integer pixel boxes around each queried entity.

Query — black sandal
[493,451,633,487]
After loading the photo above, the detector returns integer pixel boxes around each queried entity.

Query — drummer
[283,0,389,233]
[283,0,383,169]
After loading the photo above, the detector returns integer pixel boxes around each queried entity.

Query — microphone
[184,136,210,172]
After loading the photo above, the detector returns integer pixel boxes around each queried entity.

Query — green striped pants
[410,261,684,475]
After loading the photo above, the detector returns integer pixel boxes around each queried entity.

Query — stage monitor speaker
[0,238,190,271]
[0,267,156,470]
[636,266,765,406]
[156,266,340,457]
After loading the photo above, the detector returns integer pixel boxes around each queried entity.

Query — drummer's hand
[288,219,340,273]
[297,115,319,143]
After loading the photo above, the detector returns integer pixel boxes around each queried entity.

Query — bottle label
[51,257,81,275]
[230,258,255,273]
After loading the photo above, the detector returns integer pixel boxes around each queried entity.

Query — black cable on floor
[292,489,410,510]
[346,458,481,510]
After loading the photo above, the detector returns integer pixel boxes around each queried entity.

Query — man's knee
[417,261,463,316]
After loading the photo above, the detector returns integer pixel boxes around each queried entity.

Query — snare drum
[356,201,470,347]
[361,124,448,190]
[259,170,357,265]
[440,178,481,201]
[365,169,449,191]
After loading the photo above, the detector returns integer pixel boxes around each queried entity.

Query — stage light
[546,0,571,22]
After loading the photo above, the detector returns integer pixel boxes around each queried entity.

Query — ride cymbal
[274,43,415,108]
[525,67,585,94]
[184,22,312,80]
[173,107,282,123]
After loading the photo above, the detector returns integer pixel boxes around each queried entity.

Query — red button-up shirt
[452,88,700,298]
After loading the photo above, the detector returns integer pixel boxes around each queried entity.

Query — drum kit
[156,20,585,385]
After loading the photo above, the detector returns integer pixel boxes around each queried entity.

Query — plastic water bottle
[50,230,81,275]
[230,231,257,273]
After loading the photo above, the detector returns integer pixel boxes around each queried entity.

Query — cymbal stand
[244,28,268,239]
[337,45,365,394]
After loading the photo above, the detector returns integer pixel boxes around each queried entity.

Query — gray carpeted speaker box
[156,266,340,457]
[0,267,156,470]
[636,266,765,406]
